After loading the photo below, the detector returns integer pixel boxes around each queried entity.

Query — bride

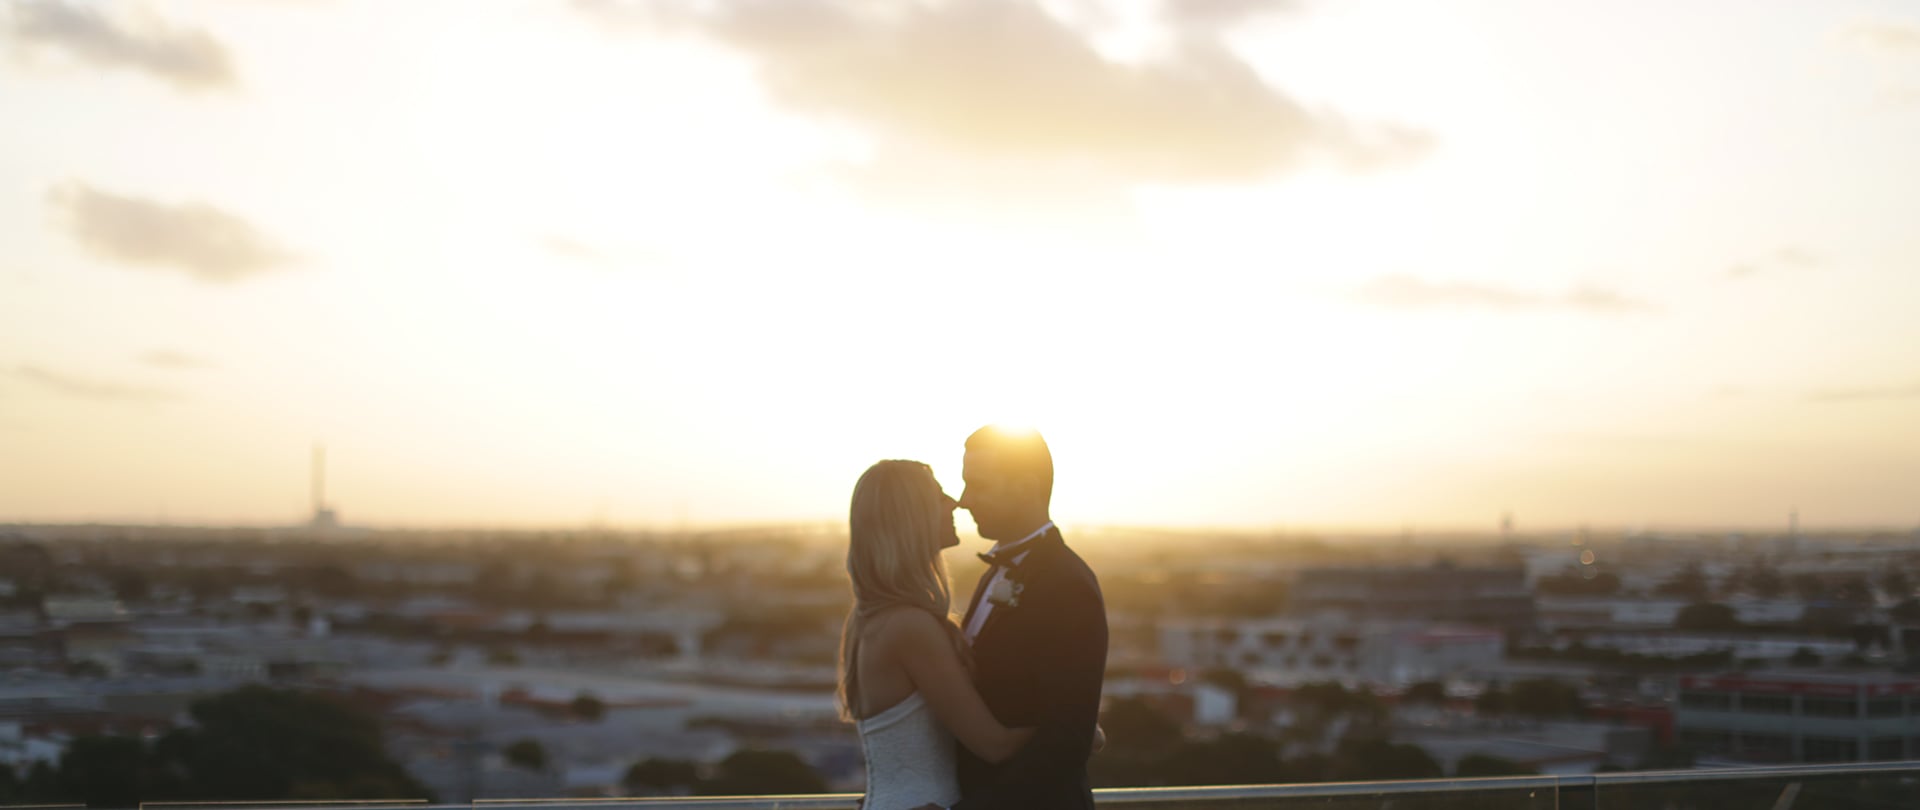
[842,460,1033,810]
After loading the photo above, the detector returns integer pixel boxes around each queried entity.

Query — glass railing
[460,760,1920,810]
[3,763,1906,810]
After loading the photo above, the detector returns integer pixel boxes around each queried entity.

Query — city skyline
[3,0,1919,529]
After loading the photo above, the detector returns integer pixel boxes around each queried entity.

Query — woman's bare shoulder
[868,606,946,649]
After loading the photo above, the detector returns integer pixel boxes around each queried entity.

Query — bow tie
[978,549,1025,569]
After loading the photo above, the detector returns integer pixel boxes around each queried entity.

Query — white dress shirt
[964,521,1054,641]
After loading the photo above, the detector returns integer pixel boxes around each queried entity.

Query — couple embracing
[841,426,1108,810]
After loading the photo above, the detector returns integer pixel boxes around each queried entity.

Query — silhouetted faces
[957,425,1054,543]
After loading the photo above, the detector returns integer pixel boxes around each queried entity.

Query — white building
[0,722,64,770]
[1567,632,1853,662]
[1674,671,1920,763]
[1536,597,1808,632]
[1160,618,1504,686]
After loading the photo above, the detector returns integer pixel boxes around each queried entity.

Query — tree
[67,660,110,679]
[57,736,149,808]
[1655,563,1710,601]
[1455,754,1538,777]
[151,685,430,801]
[1792,573,1832,602]
[1155,733,1285,787]
[1291,682,1385,723]
[570,692,606,722]
[1535,571,1622,596]
[21,761,59,803]
[1675,602,1741,633]
[1099,697,1183,756]
[1475,685,1511,716]
[1800,603,1863,635]
[1404,681,1448,705]
[291,564,358,598]
[625,759,700,794]
[1747,565,1786,599]
[1833,576,1875,605]
[503,739,546,771]
[1328,738,1443,782]
[1199,668,1249,703]
[111,571,151,603]
[1882,569,1914,601]
[1509,679,1585,719]
[1278,752,1333,784]
[695,750,826,796]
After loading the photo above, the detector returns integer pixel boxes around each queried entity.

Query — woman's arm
[882,609,1034,763]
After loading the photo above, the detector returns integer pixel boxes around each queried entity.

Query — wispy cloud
[1160,0,1298,28]
[139,350,210,370]
[2,0,237,91]
[1727,245,1819,280]
[48,182,295,284]
[541,235,610,265]
[576,0,1430,189]
[12,366,176,403]
[1356,275,1655,314]
[1807,381,1920,404]
[538,234,682,272]
[1842,20,1920,57]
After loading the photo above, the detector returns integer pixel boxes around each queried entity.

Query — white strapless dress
[857,693,961,810]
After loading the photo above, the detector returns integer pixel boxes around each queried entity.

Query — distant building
[43,597,132,675]
[1536,597,1806,632]
[1568,632,1852,663]
[1160,617,1504,686]
[1286,562,1535,630]
[1674,671,1920,763]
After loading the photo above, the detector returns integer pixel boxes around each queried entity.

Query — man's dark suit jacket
[955,526,1107,810]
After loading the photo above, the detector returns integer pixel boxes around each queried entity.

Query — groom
[944,425,1108,810]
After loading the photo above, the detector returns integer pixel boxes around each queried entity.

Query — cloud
[1726,245,1818,280]
[577,0,1431,187]
[1842,21,1920,56]
[1356,275,1655,314]
[2,0,236,91]
[542,235,610,264]
[139,350,210,370]
[12,366,176,403]
[47,182,295,284]
[1806,381,1920,404]
[1159,0,1298,29]
[538,234,683,272]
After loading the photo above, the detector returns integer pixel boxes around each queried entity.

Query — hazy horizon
[4,0,1918,529]
[2,514,1906,539]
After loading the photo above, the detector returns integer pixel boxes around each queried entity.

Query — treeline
[1087,689,1556,789]
[0,686,428,808]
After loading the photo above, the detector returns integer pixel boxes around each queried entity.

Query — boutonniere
[987,579,1026,608]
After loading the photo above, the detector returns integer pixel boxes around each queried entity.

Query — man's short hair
[965,424,1053,503]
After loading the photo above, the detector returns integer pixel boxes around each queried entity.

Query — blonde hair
[839,460,970,720]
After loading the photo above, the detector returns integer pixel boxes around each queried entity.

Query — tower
[310,444,339,528]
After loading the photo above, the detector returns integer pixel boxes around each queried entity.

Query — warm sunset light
[2,0,1917,531]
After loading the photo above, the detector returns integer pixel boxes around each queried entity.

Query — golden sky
[2,0,1917,530]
